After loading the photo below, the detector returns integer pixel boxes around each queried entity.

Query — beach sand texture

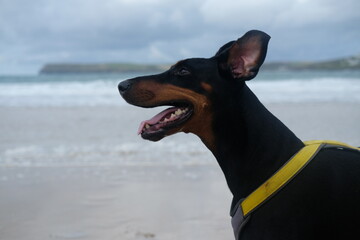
[1,103,360,240]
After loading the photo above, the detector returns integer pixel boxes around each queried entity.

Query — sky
[0,0,359,74]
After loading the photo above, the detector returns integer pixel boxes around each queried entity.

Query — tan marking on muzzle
[128,81,215,150]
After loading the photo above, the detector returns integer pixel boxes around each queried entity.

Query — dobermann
[118,30,360,239]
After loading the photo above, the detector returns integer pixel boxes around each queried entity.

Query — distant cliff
[262,54,360,71]
[39,55,360,74]
[39,63,169,74]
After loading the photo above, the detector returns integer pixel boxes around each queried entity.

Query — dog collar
[240,140,360,217]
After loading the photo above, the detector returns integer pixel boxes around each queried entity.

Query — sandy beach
[1,103,360,240]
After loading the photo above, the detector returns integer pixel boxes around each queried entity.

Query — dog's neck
[207,84,304,204]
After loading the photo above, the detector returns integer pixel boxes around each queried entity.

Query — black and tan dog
[118,30,360,240]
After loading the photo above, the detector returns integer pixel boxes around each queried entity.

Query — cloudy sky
[1,0,359,74]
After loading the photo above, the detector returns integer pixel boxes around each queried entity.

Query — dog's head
[118,30,270,146]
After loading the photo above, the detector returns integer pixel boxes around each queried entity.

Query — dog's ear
[214,41,235,57]
[217,30,270,81]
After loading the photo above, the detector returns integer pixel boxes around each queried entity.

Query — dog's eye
[176,68,191,76]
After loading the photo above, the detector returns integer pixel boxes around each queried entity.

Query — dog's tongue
[137,107,178,134]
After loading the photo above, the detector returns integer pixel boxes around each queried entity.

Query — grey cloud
[0,0,359,74]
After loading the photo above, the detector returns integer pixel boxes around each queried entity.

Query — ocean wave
[0,74,359,106]
[248,78,360,103]
[0,79,125,106]
[0,141,214,167]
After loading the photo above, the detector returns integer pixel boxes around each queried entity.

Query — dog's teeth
[145,124,150,129]
[171,113,176,118]
[175,109,182,115]
[164,117,170,122]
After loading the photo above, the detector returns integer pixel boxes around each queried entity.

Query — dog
[118,30,360,239]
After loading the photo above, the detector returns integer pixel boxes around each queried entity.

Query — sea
[1,70,360,107]
[1,71,360,168]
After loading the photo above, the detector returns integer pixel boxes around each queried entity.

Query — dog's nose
[118,80,132,95]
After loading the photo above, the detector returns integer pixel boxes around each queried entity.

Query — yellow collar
[241,140,360,217]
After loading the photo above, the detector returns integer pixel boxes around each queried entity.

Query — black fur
[118,30,360,239]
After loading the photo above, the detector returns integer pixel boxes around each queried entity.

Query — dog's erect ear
[217,30,270,81]
[214,41,235,57]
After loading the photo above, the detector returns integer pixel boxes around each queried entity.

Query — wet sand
[0,103,359,239]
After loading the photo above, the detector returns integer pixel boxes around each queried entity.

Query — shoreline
[1,102,359,239]
[1,103,359,168]
[0,165,233,240]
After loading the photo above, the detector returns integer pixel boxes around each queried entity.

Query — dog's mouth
[138,103,193,141]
